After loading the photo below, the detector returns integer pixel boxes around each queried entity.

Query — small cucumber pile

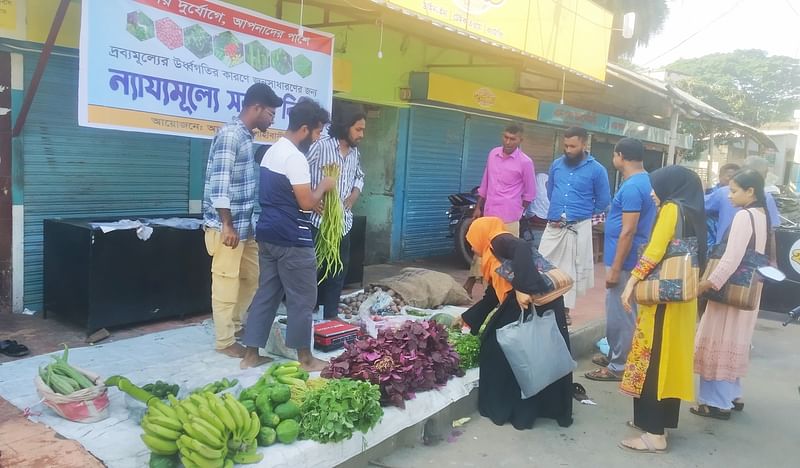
[38,345,96,395]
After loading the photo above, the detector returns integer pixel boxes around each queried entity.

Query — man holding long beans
[307,102,367,320]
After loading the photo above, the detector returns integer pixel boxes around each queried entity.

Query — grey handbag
[495,306,576,399]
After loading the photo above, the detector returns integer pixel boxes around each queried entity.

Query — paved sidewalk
[374,316,800,468]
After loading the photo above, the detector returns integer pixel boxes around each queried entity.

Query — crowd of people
[201,82,775,453]
[458,123,776,454]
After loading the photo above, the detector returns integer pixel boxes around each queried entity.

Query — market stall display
[322,320,464,408]
[1,322,479,467]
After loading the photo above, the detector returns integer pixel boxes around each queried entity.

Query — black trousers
[633,305,681,435]
[311,227,351,319]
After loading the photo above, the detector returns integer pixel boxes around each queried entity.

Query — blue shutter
[22,54,191,310]
[461,116,506,191]
[400,107,465,259]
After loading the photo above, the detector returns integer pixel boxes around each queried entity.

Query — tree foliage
[668,49,800,127]
[595,0,669,59]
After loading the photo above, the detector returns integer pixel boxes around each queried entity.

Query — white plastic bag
[357,290,394,318]
[264,318,314,360]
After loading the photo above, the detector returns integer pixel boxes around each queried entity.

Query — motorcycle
[758,266,800,326]
[446,188,547,267]
[446,187,479,267]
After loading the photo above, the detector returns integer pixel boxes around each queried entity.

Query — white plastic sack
[264,318,313,360]
[357,290,395,318]
[496,307,576,399]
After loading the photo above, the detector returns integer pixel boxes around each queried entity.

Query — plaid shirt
[203,119,257,240]
[307,136,365,235]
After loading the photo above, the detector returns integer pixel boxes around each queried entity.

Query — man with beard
[203,83,283,358]
[463,124,536,297]
[307,101,367,320]
[240,98,337,370]
[539,127,610,326]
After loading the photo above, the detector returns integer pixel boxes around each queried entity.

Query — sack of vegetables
[34,345,109,423]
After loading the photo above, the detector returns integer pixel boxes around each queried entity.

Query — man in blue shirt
[706,169,780,245]
[240,98,337,371]
[203,83,283,357]
[585,138,655,381]
[539,127,611,324]
[706,163,740,195]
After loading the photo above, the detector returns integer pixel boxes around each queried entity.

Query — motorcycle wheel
[455,217,474,268]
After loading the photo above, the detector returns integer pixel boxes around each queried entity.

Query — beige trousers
[204,229,259,349]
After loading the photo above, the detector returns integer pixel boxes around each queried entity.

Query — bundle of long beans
[316,164,344,283]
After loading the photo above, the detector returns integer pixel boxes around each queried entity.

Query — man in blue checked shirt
[307,102,367,320]
[203,83,283,358]
[539,127,611,325]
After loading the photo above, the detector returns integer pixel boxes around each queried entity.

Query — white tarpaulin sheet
[0,316,477,468]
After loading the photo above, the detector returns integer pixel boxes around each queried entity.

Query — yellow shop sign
[410,72,539,120]
[381,0,611,81]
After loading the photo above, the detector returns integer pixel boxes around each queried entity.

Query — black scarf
[649,165,708,268]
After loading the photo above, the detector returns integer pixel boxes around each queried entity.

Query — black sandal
[732,401,744,411]
[690,404,731,420]
[573,383,588,401]
[0,340,30,357]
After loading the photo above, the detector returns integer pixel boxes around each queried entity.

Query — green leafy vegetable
[299,378,382,443]
[448,331,481,370]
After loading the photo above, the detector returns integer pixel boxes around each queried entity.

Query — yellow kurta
[620,202,696,401]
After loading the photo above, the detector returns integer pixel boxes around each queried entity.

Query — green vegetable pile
[142,380,180,400]
[448,331,481,370]
[192,377,238,395]
[315,164,344,283]
[299,378,383,443]
[38,345,96,395]
[238,361,313,447]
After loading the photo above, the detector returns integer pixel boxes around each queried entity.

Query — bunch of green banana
[138,389,264,466]
[176,392,262,466]
[139,398,182,456]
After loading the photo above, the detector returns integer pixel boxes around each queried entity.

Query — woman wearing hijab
[453,217,573,429]
[619,165,706,453]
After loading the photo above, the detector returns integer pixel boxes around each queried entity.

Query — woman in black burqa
[454,216,573,429]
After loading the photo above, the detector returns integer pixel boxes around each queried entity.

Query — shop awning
[605,63,777,151]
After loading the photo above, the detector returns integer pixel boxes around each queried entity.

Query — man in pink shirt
[464,124,536,296]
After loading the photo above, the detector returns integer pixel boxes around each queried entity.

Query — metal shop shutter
[22,54,191,310]
[521,124,558,174]
[461,115,506,191]
[400,107,465,259]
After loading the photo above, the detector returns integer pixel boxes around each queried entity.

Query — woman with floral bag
[692,169,769,420]
[619,165,706,453]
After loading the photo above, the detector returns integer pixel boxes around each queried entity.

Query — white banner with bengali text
[79,0,334,142]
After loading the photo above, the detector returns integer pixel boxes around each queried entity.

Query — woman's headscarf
[466,217,513,303]
[649,165,707,267]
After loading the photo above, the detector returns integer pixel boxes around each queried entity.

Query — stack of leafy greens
[447,331,480,370]
[322,320,463,408]
[298,379,382,443]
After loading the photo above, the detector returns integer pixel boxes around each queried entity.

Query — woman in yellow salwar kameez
[619,165,706,454]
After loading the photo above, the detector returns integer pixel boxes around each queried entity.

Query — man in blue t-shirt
[586,138,656,382]
[240,99,337,371]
